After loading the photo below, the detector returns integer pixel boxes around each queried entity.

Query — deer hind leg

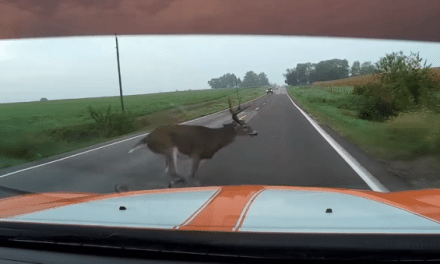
[165,156,170,173]
[164,147,179,177]
[167,147,185,187]
[190,156,201,178]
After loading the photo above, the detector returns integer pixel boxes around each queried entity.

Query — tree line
[284,59,377,86]
[208,71,270,89]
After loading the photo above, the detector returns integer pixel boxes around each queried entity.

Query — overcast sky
[1,35,439,103]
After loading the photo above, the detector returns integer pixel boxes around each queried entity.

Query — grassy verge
[287,86,440,189]
[0,88,265,169]
[287,86,440,159]
[287,86,440,187]
[312,67,440,87]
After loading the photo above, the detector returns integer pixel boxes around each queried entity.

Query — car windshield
[1,35,439,195]
[1,4,440,258]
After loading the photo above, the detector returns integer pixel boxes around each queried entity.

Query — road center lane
[196,91,376,190]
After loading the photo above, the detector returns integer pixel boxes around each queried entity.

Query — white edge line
[0,94,266,179]
[285,91,388,193]
[174,188,222,229]
[0,133,149,179]
[233,189,266,231]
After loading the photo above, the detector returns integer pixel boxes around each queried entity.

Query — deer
[129,97,257,187]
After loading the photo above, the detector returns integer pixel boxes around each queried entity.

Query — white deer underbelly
[168,147,206,179]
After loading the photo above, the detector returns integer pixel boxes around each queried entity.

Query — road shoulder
[285,91,412,192]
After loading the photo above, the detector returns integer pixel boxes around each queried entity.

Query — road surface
[0,88,409,198]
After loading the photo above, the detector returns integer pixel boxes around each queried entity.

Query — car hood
[1,185,440,234]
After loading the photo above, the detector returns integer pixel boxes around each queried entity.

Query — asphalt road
[0,88,409,198]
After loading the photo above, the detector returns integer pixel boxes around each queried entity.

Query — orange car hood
[1,185,440,234]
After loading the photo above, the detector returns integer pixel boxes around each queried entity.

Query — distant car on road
[266,88,274,94]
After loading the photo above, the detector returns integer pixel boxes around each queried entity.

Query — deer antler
[228,97,243,124]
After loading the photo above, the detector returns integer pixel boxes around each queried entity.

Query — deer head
[228,97,257,136]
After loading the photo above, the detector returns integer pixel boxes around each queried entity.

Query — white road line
[285,93,388,193]
[0,134,150,179]
[0,93,267,179]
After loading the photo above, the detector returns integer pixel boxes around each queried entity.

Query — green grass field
[0,87,265,169]
[287,86,440,160]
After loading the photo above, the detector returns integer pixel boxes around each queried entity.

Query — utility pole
[236,79,239,96]
[235,77,241,107]
[115,34,125,113]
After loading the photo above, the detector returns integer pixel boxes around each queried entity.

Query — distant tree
[236,77,242,87]
[257,72,270,86]
[296,63,314,85]
[208,73,238,89]
[283,68,299,86]
[40,97,48,102]
[284,63,315,86]
[312,59,349,82]
[351,61,361,77]
[240,71,259,88]
[209,71,270,89]
[208,78,221,89]
[284,59,350,85]
[223,73,237,88]
[340,59,350,79]
[308,63,317,83]
[360,61,376,75]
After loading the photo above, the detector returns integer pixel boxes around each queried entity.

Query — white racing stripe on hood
[239,190,440,234]
[6,190,218,229]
